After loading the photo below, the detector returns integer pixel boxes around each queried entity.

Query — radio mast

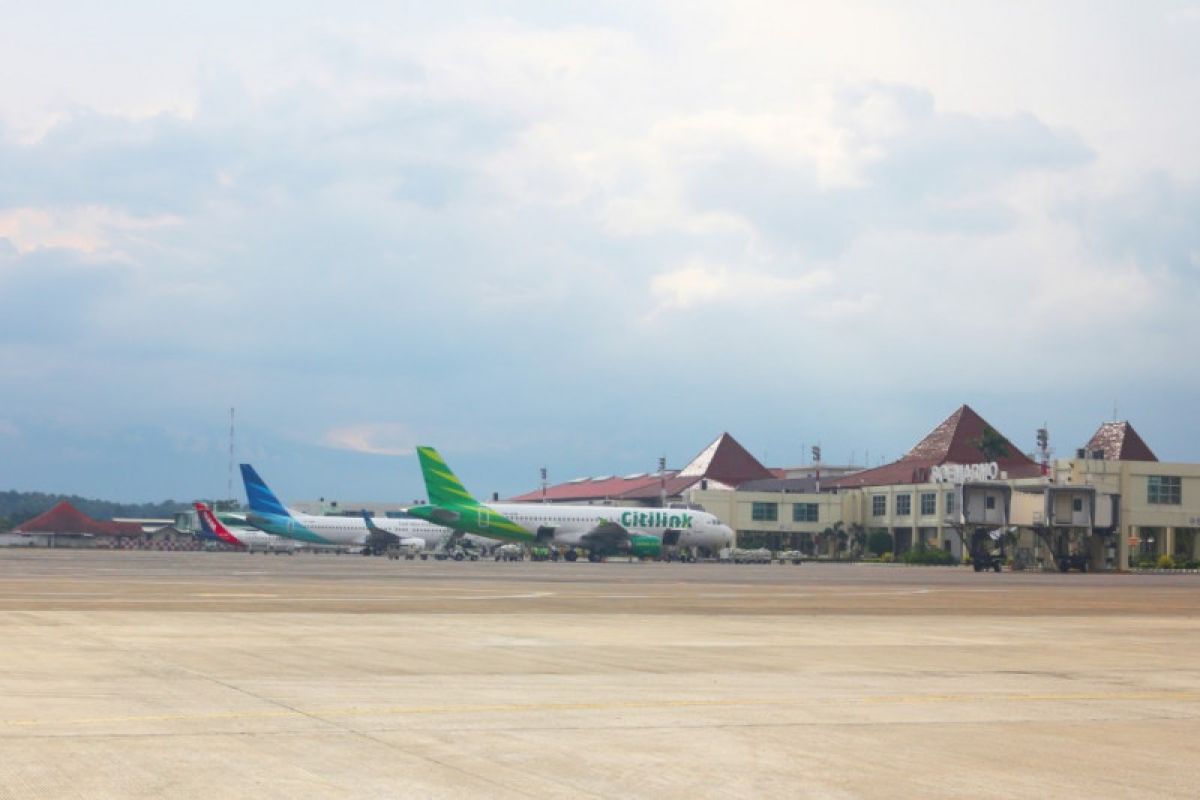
[227,407,236,507]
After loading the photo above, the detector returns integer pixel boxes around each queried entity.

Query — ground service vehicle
[494,544,523,561]
[722,548,772,564]
[972,548,1004,572]
[1058,552,1090,572]
[530,546,556,561]
[386,542,423,560]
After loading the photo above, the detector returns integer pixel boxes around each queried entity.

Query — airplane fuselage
[425,502,735,552]
[246,509,477,550]
[221,528,297,550]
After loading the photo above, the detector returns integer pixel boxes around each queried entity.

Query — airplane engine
[628,535,662,558]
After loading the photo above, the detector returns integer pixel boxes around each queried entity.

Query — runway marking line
[3,691,1199,730]
[0,592,558,603]
[0,699,763,729]
[866,690,1200,705]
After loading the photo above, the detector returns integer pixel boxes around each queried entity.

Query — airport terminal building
[519,406,1200,571]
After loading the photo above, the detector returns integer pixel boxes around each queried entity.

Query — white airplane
[194,502,298,553]
[239,463,491,555]
[406,447,736,561]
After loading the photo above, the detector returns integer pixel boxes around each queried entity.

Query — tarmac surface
[0,550,1198,799]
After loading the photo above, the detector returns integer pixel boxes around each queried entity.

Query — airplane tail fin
[194,502,241,546]
[194,502,216,536]
[239,464,290,517]
[416,446,480,508]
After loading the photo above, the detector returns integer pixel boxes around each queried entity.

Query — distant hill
[0,491,193,531]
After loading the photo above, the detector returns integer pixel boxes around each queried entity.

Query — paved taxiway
[0,551,1197,799]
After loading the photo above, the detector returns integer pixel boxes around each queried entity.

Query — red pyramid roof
[832,405,1042,488]
[677,432,775,487]
[507,432,774,501]
[509,473,669,503]
[1084,421,1157,462]
[616,475,703,501]
[15,500,143,536]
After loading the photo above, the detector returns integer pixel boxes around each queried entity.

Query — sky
[1,1,1198,504]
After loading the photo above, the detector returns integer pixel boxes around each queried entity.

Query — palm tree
[849,523,867,559]
[971,425,1010,461]
[827,521,847,559]
[818,526,835,557]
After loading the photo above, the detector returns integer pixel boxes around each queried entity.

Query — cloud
[0,246,125,343]
[1073,173,1200,278]
[649,262,834,313]
[683,84,1092,257]
[0,206,179,256]
[321,424,415,457]
[0,4,1198,497]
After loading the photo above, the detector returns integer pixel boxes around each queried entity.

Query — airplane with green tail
[405,446,735,561]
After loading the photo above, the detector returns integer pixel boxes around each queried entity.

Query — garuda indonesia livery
[194,502,298,553]
[405,447,735,561]
[239,463,480,554]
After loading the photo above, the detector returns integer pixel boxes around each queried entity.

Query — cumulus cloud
[321,424,415,457]
[0,206,179,256]
[1073,173,1200,278]
[684,84,1092,257]
[0,246,126,344]
[1,3,1199,497]
[650,262,834,313]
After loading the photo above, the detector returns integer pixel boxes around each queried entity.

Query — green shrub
[880,552,894,563]
[1156,554,1176,570]
[867,530,894,557]
[901,547,956,565]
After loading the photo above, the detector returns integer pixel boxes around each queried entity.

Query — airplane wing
[360,511,402,548]
[555,519,636,552]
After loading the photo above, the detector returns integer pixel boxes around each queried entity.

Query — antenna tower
[227,407,236,506]
[1036,424,1050,476]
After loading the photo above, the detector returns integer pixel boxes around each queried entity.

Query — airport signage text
[930,462,1000,484]
[620,510,693,529]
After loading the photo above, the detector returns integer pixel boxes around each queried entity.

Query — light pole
[658,456,667,508]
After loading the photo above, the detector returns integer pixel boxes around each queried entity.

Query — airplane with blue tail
[239,463,487,554]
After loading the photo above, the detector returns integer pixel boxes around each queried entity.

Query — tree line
[0,490,194,531]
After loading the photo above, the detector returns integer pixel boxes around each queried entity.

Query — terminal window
[895,494,911,516]
[920,493,936,515]
[751,502,778,522]
[872,495,887,516]
[1147,476,1182,505]
[792,503,819,522]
